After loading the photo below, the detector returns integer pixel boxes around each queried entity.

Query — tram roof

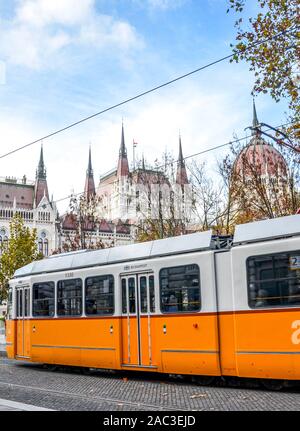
[14,230,213,278]
[13,215,300,279]
[233,214,300,245]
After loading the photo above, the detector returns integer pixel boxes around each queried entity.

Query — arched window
[38,239,43,254]
[44,239,49,257]
[38,231,49,256]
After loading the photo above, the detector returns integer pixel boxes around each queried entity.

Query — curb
[0,398,54,411]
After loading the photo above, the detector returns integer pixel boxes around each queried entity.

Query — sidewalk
[0,398,54,411]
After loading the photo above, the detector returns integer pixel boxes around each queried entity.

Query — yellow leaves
[236,42,246,52]
[0,215,41,299]
[229,0,299,122]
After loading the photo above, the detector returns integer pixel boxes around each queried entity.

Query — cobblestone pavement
[1,358,300,411]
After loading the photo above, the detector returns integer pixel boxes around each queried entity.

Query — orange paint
[6,308,300,380]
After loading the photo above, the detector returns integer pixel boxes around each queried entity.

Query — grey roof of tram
[233,214,300,245]
[14,230,213,277]
[13,214,300,278]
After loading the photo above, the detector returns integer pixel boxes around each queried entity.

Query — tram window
[57,278,82,316]
[17,290,22,317]
[122,279,127,313]
[160,264,201,313]
[33,282,55,317]
[7,289,12,319]
[85,275,114,315]
[247,251,300,308]
[128,277,136,313]
[140,277,147,313]
[149,275,155,313]
[24,289,30,317]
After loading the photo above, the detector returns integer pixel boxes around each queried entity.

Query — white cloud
[133,0,187,11]
[15,0,94,27]
[0,0,143,70]
[148,0,186,9]
[79,15,143,51]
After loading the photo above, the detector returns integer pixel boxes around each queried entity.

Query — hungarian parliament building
[0,102,285,257]
[0,123,190,256]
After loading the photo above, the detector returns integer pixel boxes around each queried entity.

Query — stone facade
[1,124,190,256]
[0,146,57,256]
[96,124,190,226]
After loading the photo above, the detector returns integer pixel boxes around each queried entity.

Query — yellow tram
[5,215,300,389]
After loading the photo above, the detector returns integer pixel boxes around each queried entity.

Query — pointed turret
[84,145,96,200]
[87,145,93,176]
[37,143,46,179]
[176,135,189,185]
[252,98,260,136]
[117,122,129,178]
[35,144,49,207]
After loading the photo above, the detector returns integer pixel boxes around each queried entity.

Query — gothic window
[38,239,43,254]
[38,231,49,257]
[44,239,49,257]
[0,228,8,253]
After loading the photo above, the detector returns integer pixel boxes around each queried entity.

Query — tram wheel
[43,364,58,372]
[223,377,242,388]
[261,379,284,391]
[191,375,215,386]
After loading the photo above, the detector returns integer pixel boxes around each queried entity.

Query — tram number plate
[289,256,300,270]
[65,272,74,278]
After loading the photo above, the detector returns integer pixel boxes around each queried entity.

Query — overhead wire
[1,28,295,212]
[0,27,294,162]
[40,120,295,210]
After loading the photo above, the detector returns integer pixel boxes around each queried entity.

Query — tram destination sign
[289,256,300,270]
[123,263,148,271]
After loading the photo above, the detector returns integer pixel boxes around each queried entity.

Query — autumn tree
[228,0,299,139]
[188,160,227,232]
[134,153,192,242]
[60,193,111,252]
[0,215,43,301]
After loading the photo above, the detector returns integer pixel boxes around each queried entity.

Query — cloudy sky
[0,0,289,213]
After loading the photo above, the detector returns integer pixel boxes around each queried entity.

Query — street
[1,358,300,411]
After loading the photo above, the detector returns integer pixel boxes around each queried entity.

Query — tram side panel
[25,271,121,369]
[152,252,221,377]
[30,317,119,369]
[231,237,300,380]
[5,287,16,359]
[214,251,238,377]
[5,319,16,359]
[6,282,32,360]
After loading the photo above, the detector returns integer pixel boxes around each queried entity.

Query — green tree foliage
[228,0,299,132]
[0,215,43,300]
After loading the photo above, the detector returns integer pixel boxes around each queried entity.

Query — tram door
[16,286,31,358]
[121,273,155,367]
